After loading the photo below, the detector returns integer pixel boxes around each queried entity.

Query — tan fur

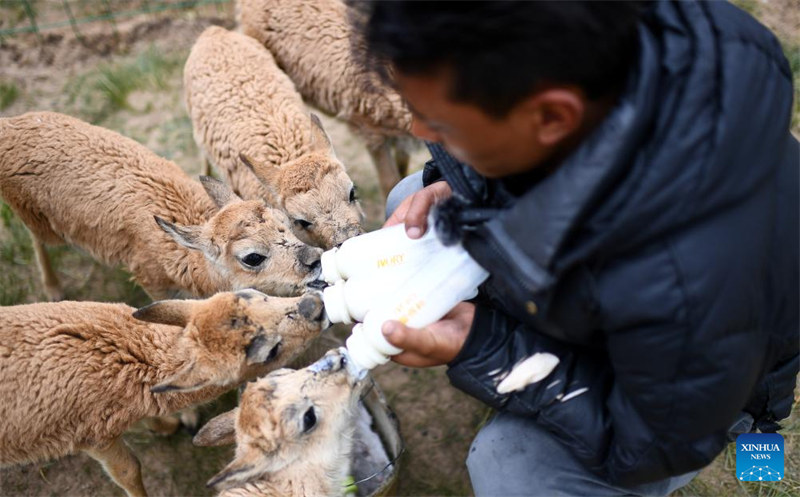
[0,111,323,300]
[183,26,363,249]
[194,349,364,497]
[0,290,328,497]
[237,0,419,197]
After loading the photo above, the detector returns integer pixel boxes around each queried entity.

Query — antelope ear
[194,408,238,447]
[199,176,242,209]
[309,113,337,158]
[133,299,195,327]
[150,360,212,394]
[154,216,211,253]
[206,446,267,490]
[239,153,282,203]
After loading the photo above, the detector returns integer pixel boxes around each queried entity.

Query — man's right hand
[384,181,452,238]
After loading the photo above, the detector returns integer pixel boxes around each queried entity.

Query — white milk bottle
[323,269,412,324]
[344,242,489,373]
[320,219,442,284]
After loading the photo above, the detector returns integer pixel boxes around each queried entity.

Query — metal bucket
[355,377,403,496]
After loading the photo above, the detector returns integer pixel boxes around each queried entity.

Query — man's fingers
[383,189,432,237]
[403,192,433,238]
[381,319,463,367]
[384,182,453,236]
[390,350,443,368]
[384,195,412,227]
[381,320,432,352]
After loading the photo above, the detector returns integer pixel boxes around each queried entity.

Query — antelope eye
[349,186,357,203]
[302,407,317,433]
[241,253,267,267]
[294,219,312,230]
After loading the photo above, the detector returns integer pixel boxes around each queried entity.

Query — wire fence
[0,0,231,42]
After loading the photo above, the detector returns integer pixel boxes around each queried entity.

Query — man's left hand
[381,302,476,367]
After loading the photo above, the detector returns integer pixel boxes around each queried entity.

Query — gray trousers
[385,172,711,496]
[467,412,700,497]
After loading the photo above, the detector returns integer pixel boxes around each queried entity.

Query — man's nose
[410,118,441,143]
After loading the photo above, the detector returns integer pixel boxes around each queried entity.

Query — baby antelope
[184,26,363,249]
[194,348,365,497]
[0,111,322,300]
[0,290,328,497]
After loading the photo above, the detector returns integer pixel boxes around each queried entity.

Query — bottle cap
[320,248,342,284]
[322,281,352,324]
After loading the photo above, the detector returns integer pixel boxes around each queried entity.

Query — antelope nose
[306,258,321,273]
[298,292,324,321]
[334,227,361,248]
[309,349,344,374]
[300,246,322,273]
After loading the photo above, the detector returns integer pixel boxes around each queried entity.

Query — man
[351,1,799,496]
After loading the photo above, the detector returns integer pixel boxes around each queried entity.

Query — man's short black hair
[351,1,645,118]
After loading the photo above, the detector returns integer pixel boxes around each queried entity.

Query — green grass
[0,0,37,27]
[0,272,27,306]
[64,45,185,122]
[0,80,19,110]
[0,202,32,264]
[0,203,31,305]
[672,397,800,497]
[155,114,199,161]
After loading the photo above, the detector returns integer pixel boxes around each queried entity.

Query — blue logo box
[736,433,784,482]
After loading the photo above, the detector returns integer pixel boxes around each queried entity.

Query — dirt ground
[0,3,797,497]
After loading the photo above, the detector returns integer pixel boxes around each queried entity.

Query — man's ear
[524,87,585,147]
[194,408,239,447]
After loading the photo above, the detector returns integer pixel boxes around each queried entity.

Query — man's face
[395,70,554,179]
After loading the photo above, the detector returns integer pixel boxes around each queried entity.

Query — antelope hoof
[45,286,64,302]
[180,409,200,434]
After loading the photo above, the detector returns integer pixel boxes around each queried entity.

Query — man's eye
[241,253,267,267]
[294,219,312,229]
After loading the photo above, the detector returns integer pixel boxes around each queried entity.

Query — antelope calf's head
[155,176,323,296]
[241,114,364,250]
[194,348,365,491]
[133,290,328,393]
